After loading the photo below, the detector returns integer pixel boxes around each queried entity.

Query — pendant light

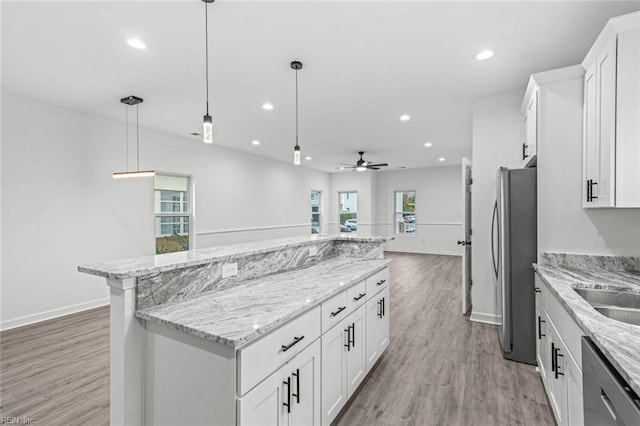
[113,95,155,179]
[202,0,215,144]
[291,60,303,165]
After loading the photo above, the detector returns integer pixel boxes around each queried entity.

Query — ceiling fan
[339,151,389,171]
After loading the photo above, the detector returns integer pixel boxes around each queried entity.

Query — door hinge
[470,279,473,287]
[466,178,473,185]
[469,229,472,236]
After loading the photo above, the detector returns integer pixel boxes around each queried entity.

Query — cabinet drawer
[322,291,349,334]
[237,306,321,396]
[347,281,367,311]
[366,268,389,299]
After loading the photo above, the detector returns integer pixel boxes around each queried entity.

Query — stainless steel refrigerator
[491,167,537,365]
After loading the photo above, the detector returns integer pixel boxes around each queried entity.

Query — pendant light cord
[136,104,140,171]
[205,2,210,115]
[125,105,129,172]
[295,68,299,147]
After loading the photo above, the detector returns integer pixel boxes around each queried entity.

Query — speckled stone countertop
[534,253,640,395]
[78,235,388,279]
[136,257,390,348]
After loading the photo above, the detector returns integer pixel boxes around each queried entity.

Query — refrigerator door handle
[491,201,498,279]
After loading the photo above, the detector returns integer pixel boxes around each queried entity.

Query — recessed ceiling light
[474,50,494,61]
[127,38,146,50]
[252,140,260,145]
[424,142,433,147]
[400,114,411,121]
[262,103,274,110]
[305,156,312,160]
[438,157,446,162]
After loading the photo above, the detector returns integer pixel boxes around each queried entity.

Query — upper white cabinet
[583,12,640,208]
[521,86,538,167]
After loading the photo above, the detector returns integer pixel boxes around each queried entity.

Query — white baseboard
[470,311,502,325]
[384,249,462,257]
[0,297,110,331]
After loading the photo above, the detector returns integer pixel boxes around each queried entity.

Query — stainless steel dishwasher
[582,337,640,425]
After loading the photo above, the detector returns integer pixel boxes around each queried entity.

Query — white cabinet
[239,339,321,426]
[535,275,584,426]
[320,305,366,426]
[582,12,640,208]
[521,87,538,167]
[366,286,390,371]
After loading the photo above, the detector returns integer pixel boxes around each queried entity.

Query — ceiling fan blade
[367,163,388,167]
[367,166,381,170]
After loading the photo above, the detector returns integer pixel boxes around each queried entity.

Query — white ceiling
[2,1,639,172]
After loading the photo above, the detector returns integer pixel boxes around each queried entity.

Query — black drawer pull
[350,323,355,347]
[377,279,386,286]
[353,293,366,302]
[344,326,351,351]
[377,299,383,318]
[281,336,305,352]
[534,287,541,293]
[522,143,529,160]
[330,306,346,317]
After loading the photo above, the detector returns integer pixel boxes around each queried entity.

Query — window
[338,192,357,233]
[395,191,416,234]
[154,175,192,254]
[311,191,322,234]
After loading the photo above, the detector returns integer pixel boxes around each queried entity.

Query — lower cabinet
[535,275,584,426]
[238,339,321,426]
[321,305,366,425]
[366,286,390,371]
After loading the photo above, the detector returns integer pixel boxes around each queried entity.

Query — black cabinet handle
[551,342,556,373]
[353,293,366,302]
[534,287,541,293]
[382,297,386,317]
[587,179,592,202]
[591,181,598,200]
[330,306,346,317]
[522,143,529,160]
[377,299,383,318]
[554,347,565,379]
[377,279,386,286]
[281,336,305,352]
[283,376,291,413]
[344,326,351,351]
[350,323,355,348]
[537,316,546,340]
[292,369,300,404]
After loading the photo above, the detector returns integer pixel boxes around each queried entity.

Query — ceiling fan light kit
[348,151,389,172]
[113,95,155,179]
[291,60,303,165]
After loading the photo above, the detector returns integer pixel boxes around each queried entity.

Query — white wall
[470,90,524,324]
[0,93,330,330]
[374,167,463,255]
[537,77,640,256]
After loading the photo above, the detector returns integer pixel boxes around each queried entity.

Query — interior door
[460,157,472,314]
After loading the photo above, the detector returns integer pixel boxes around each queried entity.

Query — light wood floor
[0,252,554,425]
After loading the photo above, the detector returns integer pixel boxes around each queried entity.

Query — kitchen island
[533,253,640,425]
[79,235,392,425]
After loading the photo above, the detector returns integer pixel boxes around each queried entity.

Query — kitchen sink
[594,307,640,326]
[573,288,640,309]
[574,287,640,326]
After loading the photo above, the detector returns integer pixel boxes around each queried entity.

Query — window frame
[338,191,358,233]
[154,173,194,253]
[394,190,417,235]
[311,190,322,235]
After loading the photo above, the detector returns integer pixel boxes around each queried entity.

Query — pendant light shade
[291,60,303,165]
[113,95,155,179]
[202,0,215,144]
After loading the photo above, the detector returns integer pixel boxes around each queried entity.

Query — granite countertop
[78,234,389,279]
[534,262,640,395]
[136,257,390,348]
